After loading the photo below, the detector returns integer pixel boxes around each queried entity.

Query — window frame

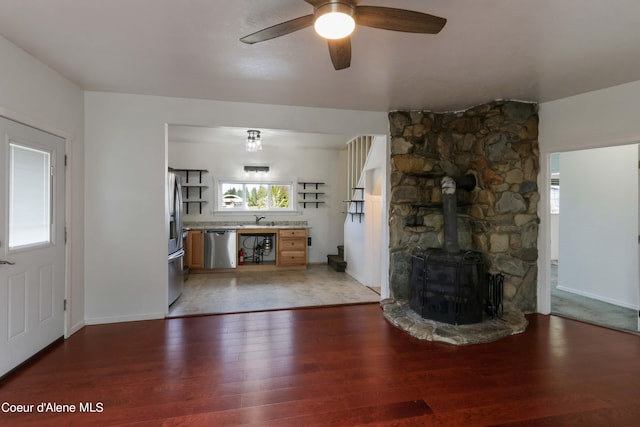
[7,139,54,252]
[216,179,296,212]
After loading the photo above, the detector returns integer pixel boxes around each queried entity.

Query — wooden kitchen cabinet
[186,229,204,269]
[277,229,308,267]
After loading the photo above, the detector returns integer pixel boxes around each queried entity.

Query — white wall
[550,214,559,260]
[85,91,388,324]
[344,135,389,296]
[0,35,85,335]
[558,145,639,309]
[538,79,640,313]
[168,140,348,263]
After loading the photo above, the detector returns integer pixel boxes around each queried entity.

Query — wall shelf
[411,201,472,210]
[405,171,445,179]
[181,184,208,204]
[298,182,325,208]
[344,187,365,222]
[171,168,209,214]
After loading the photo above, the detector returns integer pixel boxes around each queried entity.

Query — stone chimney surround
[386,100,539,343]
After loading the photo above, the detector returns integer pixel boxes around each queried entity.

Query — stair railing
[346,135,373,200]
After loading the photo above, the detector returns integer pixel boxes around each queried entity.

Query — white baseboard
[84,312,165,325]
[67,321,85,337]
[556,285,639,310]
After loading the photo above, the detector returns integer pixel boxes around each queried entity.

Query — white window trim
[215,178,298,213]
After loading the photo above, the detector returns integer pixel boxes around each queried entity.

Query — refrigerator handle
[175,177,184,247]
[168,248,185,261]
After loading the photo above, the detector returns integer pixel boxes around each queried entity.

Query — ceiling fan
[240,0,447,70]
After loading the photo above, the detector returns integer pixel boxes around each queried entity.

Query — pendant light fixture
[246,129,262,152]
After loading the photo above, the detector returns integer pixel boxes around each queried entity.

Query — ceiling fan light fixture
[314,3,355,40]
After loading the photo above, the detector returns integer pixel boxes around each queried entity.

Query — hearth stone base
[381,299,528,345]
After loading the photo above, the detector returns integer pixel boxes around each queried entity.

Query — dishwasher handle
[206,229,232,235]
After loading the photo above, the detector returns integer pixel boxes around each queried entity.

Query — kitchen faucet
[255,215,266,224]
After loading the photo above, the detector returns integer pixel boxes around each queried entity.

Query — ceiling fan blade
[328,37,351,70]
[356,6,446,34]
[240,14,314,44]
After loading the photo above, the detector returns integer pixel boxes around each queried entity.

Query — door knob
[0,260,15,265]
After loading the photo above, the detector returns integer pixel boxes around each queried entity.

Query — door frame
[0,106,72,338]
[539,143,640,331]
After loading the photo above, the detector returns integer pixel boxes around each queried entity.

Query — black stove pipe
[441,174,477,254]
[454,174,477,192]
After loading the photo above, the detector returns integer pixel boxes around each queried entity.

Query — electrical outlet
[308,237,312,246]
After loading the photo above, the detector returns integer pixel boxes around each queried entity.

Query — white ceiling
[1,0,639,113]
[168,125,353,148]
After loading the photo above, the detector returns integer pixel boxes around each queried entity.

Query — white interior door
[0,117,65,377]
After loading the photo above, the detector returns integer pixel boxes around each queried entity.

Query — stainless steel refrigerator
[167,170,184,306]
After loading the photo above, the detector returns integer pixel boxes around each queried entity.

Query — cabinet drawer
[278,251,306,265]
[279,237,306,251]
[279,229,307,238]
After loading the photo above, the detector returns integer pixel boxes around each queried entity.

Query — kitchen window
[218,181,293,211]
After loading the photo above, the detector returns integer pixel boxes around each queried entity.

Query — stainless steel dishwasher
[204,229,237,269]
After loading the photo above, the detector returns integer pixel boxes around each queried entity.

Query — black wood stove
[409,175,487,325]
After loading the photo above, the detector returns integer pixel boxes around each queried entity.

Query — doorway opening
[549,147,640,333]
[166,125,382,317]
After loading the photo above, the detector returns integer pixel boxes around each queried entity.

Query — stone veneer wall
[389,100,539,313]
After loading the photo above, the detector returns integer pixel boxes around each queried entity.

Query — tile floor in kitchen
[168,264,381,317]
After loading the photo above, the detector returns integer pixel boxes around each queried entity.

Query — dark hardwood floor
[1,304,639,426]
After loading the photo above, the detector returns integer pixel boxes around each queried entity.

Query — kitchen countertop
[184,221,309,231]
